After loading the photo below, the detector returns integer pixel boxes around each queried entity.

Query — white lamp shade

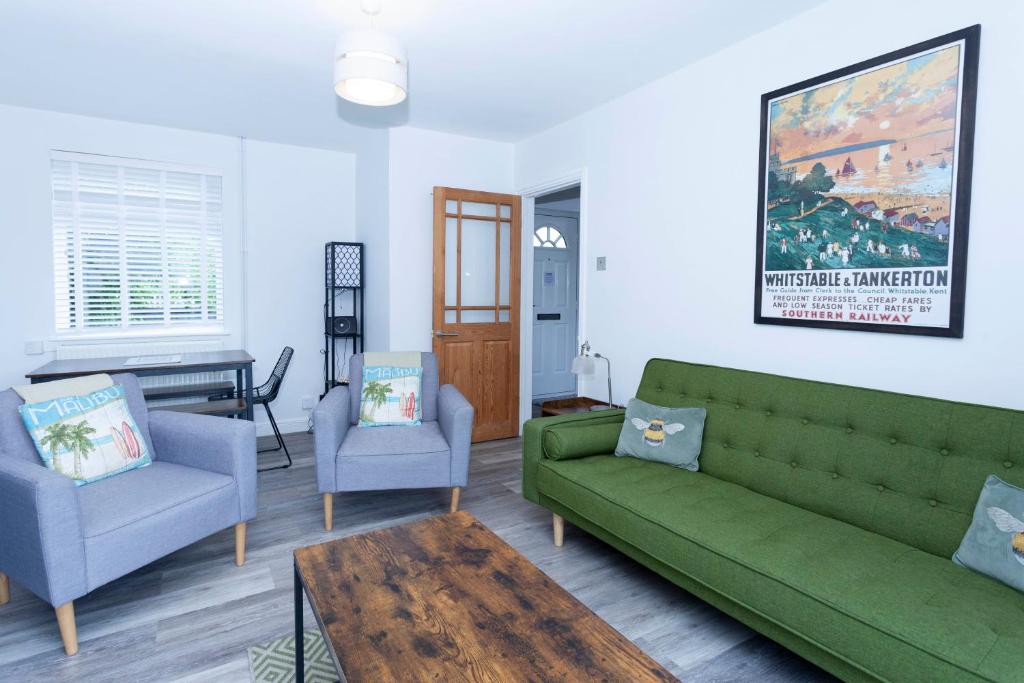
[571,355,596,376]
[334,29,408,106]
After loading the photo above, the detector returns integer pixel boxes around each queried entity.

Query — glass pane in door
[499,222,510,306]
[462,201,497,218]
[461,310,496,323]
[460,218,496,308]
[445,217,458,307]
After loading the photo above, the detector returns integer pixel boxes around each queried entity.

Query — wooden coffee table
[293,512,677,682]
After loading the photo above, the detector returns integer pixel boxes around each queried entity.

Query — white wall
[0,105,357,435]
[386,127,514,351]
[243,140,356,433]
[516,0,1024,409]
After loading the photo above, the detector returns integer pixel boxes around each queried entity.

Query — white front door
[532,213,579,399]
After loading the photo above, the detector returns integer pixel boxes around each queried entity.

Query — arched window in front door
[533,225,566,249]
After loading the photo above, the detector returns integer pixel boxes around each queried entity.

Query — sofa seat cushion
[79,461,240,591]
[537,455,1024,682]
[339,421,449,458]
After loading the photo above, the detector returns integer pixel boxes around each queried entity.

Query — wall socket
[596,256,607,271]
[24,340,44,355]
[300,395,316,410]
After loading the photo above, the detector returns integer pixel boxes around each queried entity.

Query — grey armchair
[0,373,256,655]
[313,353,474,530]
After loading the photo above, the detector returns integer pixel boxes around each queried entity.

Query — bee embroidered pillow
[615,398,706,471]
[953,475,1024,593]
[18,384,152,486]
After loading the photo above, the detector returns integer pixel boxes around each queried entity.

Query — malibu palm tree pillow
[18,384,152,485]
[359,366,423,427]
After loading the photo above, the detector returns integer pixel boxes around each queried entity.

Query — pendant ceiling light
[334,0,407,107]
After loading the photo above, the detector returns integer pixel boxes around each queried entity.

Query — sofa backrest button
[801,418,809,425]
[831,472,839,480]
[929,499,938,507]
[1004,461,1014,469]
[877,485,885,492]
[890,437,898,445]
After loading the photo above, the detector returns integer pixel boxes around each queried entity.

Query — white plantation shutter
[51,152,224,334]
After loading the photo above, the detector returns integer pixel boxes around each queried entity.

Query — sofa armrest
[521,410,625,504]
[543,420,624,460]
[313,385,350,493]
[0,458,87,606]
[438,384,474,487]
[148,410,257,521]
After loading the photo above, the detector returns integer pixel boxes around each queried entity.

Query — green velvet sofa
[522,358,1024,682]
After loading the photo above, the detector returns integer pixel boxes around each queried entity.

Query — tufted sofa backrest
[637,358,1024,558]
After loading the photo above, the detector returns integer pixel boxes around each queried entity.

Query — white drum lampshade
[333,29,408,106]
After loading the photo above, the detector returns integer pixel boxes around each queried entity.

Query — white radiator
[55,339,227,406]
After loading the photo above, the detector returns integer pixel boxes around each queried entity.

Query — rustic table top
[293,511,677,682]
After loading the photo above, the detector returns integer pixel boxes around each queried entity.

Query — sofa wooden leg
[55,602,78,656]
[234,523,247,567]
[0,572,9,605]
[553,513,564,547]
[324,493,334,531]
[450,486,461,513]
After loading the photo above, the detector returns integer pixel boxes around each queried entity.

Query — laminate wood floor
[0,433,835,682]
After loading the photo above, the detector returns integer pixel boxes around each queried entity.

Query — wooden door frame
[517,168,589,433]
[432,187,522,442]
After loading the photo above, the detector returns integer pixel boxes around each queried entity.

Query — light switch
[24,340,44,355]
[596,256,607,271]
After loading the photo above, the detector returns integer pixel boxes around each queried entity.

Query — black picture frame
[754,25,980,338]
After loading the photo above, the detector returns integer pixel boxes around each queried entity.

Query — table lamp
[571,341,613,409]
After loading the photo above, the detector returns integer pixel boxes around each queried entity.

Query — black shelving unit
[324,242,364,397]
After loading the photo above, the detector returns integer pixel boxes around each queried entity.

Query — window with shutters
[50,152,225,335]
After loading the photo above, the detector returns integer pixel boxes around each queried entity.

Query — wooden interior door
[433,187,521,442]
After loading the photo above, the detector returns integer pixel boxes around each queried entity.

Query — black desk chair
[237,346,294,472]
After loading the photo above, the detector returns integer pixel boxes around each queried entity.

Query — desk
[540,396,619,416]
[26,350,256,421]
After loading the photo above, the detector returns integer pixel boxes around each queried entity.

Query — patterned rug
[247,628,339,683]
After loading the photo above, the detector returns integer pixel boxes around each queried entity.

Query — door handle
[435,331,460,337]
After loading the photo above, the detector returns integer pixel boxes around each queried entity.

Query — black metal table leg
[295,563,304,682]
[235,368,243,419]
[245,363,255,421]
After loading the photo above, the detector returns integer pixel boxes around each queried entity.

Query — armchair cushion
[148,409,256,521]
[81,461,241,591]
[335,421,453,492]
[339,421,449,458]
[78,461,234,539]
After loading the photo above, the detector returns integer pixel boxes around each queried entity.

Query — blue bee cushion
[18,383,152,486]
[358,366,423,427]
[615,398,706,471]
[954,475,1024,593]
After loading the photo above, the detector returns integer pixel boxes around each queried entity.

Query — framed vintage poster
[755,25,980,337]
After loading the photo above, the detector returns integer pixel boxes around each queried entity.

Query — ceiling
[0,0,824,148]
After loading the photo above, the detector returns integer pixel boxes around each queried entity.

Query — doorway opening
[530,185,581,416]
